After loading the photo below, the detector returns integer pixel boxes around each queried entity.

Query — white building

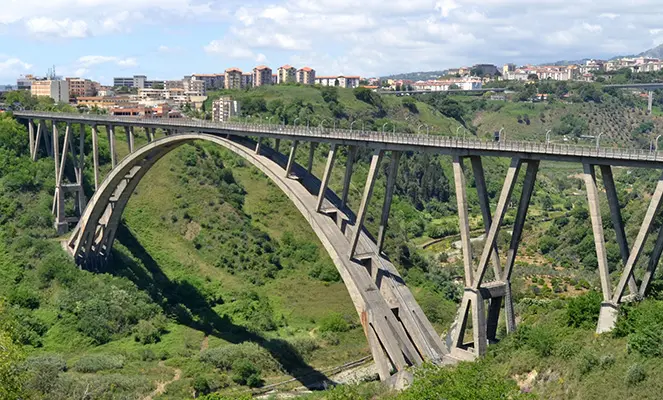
[314,75,361,88]
[412,78,482,91]
[212,97,240,122]
[31,80,69,103]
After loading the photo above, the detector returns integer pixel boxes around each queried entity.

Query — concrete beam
[453,156,474,286]
[92,125,100,191]
[316,144,337,212]
[127,126,135,153]
[341,146,357,208]
[28,119,35,157]
[377,151,401,253]
[275,138,281,153]
[307,143,317,173]
[470,156,502,280]
[255,137,261,154]
[350,150,383,257]
[648,91,654,115]
[503,160,538,333]
[32,121,42,160]
[639,224,663,296]
[285,140,299,178]
[600,165,638,295]
[473,158,521,290]
[584,164,613,302]
[613,173,663,303]
[107,125,117,168]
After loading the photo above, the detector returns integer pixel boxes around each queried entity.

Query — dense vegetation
[2,81,663,399]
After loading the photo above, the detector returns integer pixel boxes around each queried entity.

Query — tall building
[192,74,225,90]
[296,67,315,85]
[17,75,36,90]
[224,68,242,90]
[277,65,297,84]
[502,63,516,76]
[31,80,69,103]
[66,77,96,98]
[252,65,273,87]
[212,97,241,122]
[241,73,253,88]
[113,75,149,88]
[183,77,205,96]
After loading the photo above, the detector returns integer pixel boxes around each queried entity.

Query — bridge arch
[65,133,448,379]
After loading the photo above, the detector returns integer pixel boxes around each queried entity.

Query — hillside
[639,43,663,59]
[3,84,663,399]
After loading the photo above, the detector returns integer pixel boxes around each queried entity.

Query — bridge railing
[13,111,663,163]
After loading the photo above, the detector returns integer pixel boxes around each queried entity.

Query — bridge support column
[341,146,356,209]
[350,150,384,258]
[28,119,35,158]
[450,157,528,358]
[377,151,400,253]
[583,163,615,332]
[275,138,281,153]
[32,120,43,160]
[285,140,299,178]
[107,125,117,168]
[307,143,317,173]
[600,165,638,295]
[52,122,67,234]
[316,144,337,212]
[255,137,261,154]
[126,126,135,153]
[648,91,654,115]
[52,122,87,235]
[92,125,100,191]
[41,119,53,158]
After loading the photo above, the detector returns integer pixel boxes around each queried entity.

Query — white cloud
[25,17,89,38]
[0,57,32,73]
[77,55,138,68]
[435,0,460,18]
[582,22,602,33]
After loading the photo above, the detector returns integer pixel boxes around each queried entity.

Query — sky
[2,0,663,85]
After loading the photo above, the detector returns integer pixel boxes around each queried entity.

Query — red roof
[298,66,314,72]
[280,64,294,69]
[254,65,271,70]
[225,67,242,73]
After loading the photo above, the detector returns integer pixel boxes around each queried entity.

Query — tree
[527,73,539,81]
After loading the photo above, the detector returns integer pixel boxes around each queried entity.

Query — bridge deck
[14,111,663,169]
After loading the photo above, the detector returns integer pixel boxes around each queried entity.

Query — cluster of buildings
[199,65,359,90]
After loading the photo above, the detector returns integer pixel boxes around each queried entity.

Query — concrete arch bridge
[14,111,663,380]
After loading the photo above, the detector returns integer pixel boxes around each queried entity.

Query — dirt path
[201,335,209,351]
[142,361,182,400]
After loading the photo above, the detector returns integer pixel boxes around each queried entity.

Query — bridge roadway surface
[13,111,663,169]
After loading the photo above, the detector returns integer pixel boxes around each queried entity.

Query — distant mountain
[539,59,591,66]
[639,43,663,58]
[380,71,447,81]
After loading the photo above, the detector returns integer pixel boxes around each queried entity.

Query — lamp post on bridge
[319,119,329,129]
[267,116,274,125]
[656,134,662,154]
[499,127,505,143]
[456,125,462,139]
[596,132,604,151]
[293,117,300,126]
[350,120,359,132]
[382,122,389,134]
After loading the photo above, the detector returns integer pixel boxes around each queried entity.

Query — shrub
[8,286,40,309]
[231,359,262,387]
[576,350,598,376]
[320,331,340,346]
[23,354,66,395]
[288,337,319,360]
[397,362,526,400]
[319,313,351,333]
[625,363,646,386]
[615,301,663,357]
[308,262,341,282]
[199,342,281,372]
[526,324,556,357]
[73,354,125,373]
[134,315,168,344]
[193,374,230,396]
[566,291,601,329]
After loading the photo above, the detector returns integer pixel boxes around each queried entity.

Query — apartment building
[66,77,96,98]
[253,65,273,87]
[224,68,242,89]
[192,74,225,90]
[113,75,149,88]
[277,65,297,84]
[17,75,36,90]
[31,80,69,103]
[412,78,482,91]
[241,73,253,88]
[76,96,135,110]
[183,77,205,96]
[212,97,241,122]
[296,67,315,84]
[314,75,361,88]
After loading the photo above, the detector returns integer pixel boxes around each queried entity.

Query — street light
[418,124,425,134]
[499,127,505,142]
[382,122,389,133]
[456,125,463,138]
[656,134,662,152]
[545,129,551,146]
[319,119,328,129]
[267,116,274,125]
[596,132,604,151]
[350,120,359,132]
[293,117,300,126]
